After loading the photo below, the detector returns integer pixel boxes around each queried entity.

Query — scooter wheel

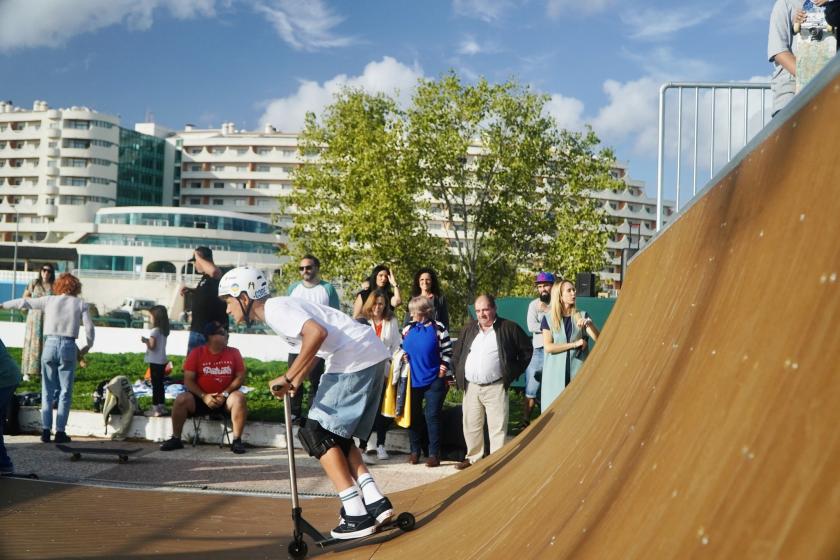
[287,539,308,559]
[396,512,416,531]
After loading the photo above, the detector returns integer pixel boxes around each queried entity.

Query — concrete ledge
[17,407,413,452]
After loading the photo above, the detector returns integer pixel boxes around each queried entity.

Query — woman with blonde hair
[2,273,95,443]
[540,279,600,408]
[357,289,401,460]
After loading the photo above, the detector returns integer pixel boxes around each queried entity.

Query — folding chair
[190,409,232,448]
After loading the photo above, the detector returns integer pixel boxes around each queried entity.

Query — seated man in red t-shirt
[160,320,248,454]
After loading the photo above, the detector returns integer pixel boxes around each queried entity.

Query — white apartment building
[0,100,119,245]
[174,123,305,232]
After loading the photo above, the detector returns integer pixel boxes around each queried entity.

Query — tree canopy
[279,73,623,324]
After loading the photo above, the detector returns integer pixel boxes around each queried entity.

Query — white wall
[0,321,290,362]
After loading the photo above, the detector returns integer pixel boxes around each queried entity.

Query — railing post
[656,83,670,231]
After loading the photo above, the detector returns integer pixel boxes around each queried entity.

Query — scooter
[280,392,416,559]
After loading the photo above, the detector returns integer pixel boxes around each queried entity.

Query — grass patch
[8,347,534,433]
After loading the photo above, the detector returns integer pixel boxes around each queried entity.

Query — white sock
[339,485,367,517]
[357,473,384,504]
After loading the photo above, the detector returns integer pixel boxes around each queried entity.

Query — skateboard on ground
[277,391,416,559]
[795,0,838,92]
[56,444,141,464]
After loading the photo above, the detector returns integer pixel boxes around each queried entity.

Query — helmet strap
[237,294,255,327]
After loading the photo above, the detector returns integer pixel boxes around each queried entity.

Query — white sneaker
[362,452,376,465]
[22,374,30,382]
[376,445,389,460]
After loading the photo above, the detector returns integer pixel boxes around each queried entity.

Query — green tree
[279,88,447,303]
[404,73,622,312]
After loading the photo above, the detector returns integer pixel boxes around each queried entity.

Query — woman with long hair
[540,279,600,408]
[352,264,402,319]
[2,273,95,443]
[20,264,55,381]
[356,289,401,460]
[408,267,449,330]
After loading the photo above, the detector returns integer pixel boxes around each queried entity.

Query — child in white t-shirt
[142,305,170,416]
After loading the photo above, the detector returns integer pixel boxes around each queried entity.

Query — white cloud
[592,77,661,154]
[0,0,219,52]
[453,0,518,22]
[621,6,717,40]
[458,37,483,55]
[546,0,613,18]
[544,93,586,132]
[253,0,356,51]
[259,57,424,132]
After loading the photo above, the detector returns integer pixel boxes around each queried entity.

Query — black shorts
[189,392,225,416]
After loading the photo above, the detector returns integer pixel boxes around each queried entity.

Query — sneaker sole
[374,509,394,525]
[329,525,377,540]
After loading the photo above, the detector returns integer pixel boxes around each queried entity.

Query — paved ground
[5,434,461,498]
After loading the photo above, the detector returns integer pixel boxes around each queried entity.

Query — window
[62,158,87,168]
[213,182,224,189]
[190,165,201,172]
[256,164,270,172]
[61,177,87,186]
[91,158,112,166]
[90,177,112,185]
[257,147,271,155]
[90,119,114,129]
[255,182,270,189]
[63,139,89,149]
[64,120,90,129]
[213,199,224,205]
[235,148,247,155]
[211,165,225,172]
[236,165,247,172]
[188,182,201,189]
[90,139,113,148]
[188,197,201,205]
[188,147,202,154]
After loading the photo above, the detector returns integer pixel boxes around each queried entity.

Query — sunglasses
[299,265,314,271]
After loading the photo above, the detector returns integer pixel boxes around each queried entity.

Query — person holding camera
[540,279,600,409]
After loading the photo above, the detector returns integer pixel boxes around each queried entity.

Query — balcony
[36,204,58,218]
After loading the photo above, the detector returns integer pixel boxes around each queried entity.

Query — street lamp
[10,203,19,304]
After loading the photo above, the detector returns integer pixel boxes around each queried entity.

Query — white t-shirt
[264,297,389,373]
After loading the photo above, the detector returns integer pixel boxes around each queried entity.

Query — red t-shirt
[184,345,245,394]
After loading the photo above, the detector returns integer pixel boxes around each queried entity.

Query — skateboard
[56,444,141,464]
[794,0,837,93]
[277,392,416,559]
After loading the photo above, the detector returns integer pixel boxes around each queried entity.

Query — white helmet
[218,266,271,300]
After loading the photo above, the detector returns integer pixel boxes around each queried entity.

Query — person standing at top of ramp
[181,246,227,357]
[768,0,814,115]
[218,266,393,540]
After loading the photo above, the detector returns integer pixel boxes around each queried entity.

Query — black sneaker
[365,497,394,525]
[53,432,71,444]
[339,497,394,526]
[160,436,184,451]
[231,438,246,454]
[40,429,51,443]
[330,513,377,540]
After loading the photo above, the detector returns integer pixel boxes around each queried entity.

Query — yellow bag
[395,373,411,428]
[381,361,398,418]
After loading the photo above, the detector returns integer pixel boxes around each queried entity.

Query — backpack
[92,379,108,413]
[102,375,138,440]
[4,391,20,436]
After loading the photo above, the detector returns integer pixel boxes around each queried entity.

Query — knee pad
[298,419,353,459]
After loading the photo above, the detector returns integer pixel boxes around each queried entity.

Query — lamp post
[11,203,19,300]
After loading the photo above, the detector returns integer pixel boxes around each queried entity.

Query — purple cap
[535,272,556,284]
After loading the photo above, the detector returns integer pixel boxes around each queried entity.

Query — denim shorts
[524,347,544,399]
[307,361,387,440]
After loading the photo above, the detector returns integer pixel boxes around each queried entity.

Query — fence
[656,82,772,230]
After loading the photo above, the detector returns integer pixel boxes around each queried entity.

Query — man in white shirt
[452,294,532,470]
[285,254,340,422]
[218,266,393,541]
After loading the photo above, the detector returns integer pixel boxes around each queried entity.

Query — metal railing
[656,82,772,230]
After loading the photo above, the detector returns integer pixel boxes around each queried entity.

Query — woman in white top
[2,273,94,444]
[142,305,170,417]
[357,289,401,460]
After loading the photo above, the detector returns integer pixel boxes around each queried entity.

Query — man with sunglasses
[285,255,340,422]
[160,320,248,454]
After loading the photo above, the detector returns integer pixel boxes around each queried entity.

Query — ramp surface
[3,69,840,560]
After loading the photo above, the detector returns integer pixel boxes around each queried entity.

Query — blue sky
[0,0,778,196]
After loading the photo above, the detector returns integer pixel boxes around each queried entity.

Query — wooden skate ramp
[335,64,840,558]
[2,72,840,560]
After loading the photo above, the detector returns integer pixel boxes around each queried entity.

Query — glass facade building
[117,127,166,206]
